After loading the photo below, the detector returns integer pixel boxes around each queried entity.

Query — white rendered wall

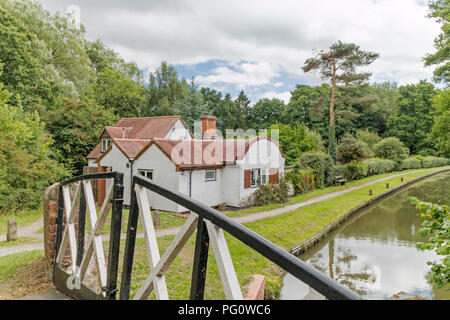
[98,145,132,205]
[236,139,285,205]
[134,145,180,212]
[221,165,241,207]
[164,120,192,140]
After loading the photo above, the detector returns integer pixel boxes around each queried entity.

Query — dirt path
[0,170,426,258]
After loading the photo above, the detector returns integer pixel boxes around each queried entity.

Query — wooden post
[153,210,160,227]
[7,219,17,241]
[386,183,389,189]
[401,177,404,182]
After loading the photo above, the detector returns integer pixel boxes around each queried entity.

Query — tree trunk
[328,59,337,161]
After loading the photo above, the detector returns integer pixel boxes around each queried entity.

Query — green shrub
[420,156,449,168]
[337,136,369,164]
[356,129,381,150]
[285,169,315,195]
[345,161,368,181]
[401,157,422,170]
[332,164,346,178]
[253,179,290,206]
[363,158,396,175]
[299,152,334,189]
[373,137,409,163]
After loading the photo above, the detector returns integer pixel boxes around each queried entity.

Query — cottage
[86,115,285,212]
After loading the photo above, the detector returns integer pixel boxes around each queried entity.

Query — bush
[253,179,290,206]
[337,136,369,164]
[401,157,422,170]
[363,158,396,175]
[356,129,381,150]
[345,161,368,181]
[285,169,315,195]
[373,137,409,163]
[420,156,450,168]
[299,152,334,189]
[332,164,346,178]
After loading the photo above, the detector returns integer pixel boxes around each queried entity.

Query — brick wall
[43,182,78,274]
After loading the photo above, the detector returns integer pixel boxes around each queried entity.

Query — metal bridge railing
[119,174,362,300]
[54,172,124,300]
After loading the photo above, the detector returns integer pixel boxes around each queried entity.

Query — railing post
[106,173,124,300]
[54,185,64,265]
[76,182,86,269]
[190,217,210,300]
[119,181,139,300]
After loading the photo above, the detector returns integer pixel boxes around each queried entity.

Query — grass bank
[0,206,42,235]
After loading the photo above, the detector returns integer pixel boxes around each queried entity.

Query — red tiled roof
[87,143,101,159]
[114,139,151,159]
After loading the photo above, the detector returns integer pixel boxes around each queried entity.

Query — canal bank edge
[290,168,450,255]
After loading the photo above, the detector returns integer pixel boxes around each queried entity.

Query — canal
[280,171,450,300]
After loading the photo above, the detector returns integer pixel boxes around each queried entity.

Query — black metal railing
[119,174,361,300]
[54,172,124,300]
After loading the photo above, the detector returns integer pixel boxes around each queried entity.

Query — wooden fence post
[7,219,17,241]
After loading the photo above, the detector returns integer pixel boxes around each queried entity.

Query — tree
[430,89,450,157]
[173,83,209,130]
[0,75,65,213]
[372,137,409,162]
[302,41,379,160]
[43,97,117,174]
[410,197,449,289]
[356,129,381,150]
[337,136,369,164]
[146,61,189,115]
[268,123,319,165]
[250,98,286,130]
[231,90,252,130]
[424,0,450,85]
[387,81,437,154]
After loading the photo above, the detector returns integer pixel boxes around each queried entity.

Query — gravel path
[0,170,424,258]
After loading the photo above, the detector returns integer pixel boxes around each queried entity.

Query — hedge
[285,169,315,195]
[298,152,334,189]
[364,158,396,176]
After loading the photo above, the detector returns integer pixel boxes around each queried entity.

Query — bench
[335,175,347,186]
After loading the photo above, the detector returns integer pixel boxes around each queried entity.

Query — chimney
[200,115,217,139]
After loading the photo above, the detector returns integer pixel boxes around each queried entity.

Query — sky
[38,0,440,103]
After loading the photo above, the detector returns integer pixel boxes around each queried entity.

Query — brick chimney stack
[200,115,217,139]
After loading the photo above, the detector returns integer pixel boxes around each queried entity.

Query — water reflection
[280,172,450,300]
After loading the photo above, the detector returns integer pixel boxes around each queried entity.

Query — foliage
[430,89,450,158]
[401,157,423,170]
[0,84,66,213]
[356,129,381,150]
[336,136,369,164]
[345,161,368,181]
[174,83,209,130]
[43,97,117,174]
[253,179,290,206]
[420,156,450,168]
[372,137,409,163]
[387,81,437,154]
[410,197,449,288]
[250,98,286,130]
[302,41,379,160]
[268,123,319,165]
[332,164,346,178]
[285,169,315,195]
[363,158,395,176]
[423,0,450,85]
[298,152,334,188]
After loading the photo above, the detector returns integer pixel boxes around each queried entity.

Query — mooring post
[401,177,404,182]
[386,183,389,189]
[153,210,160,227]
[7,219,17,241]
[369,189,373,196]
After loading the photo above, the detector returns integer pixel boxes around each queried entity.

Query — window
[261,169,269,185]
[138,169,153,180]
[250,169,260,187]
[205,170,216,181]
[101,139,111,152]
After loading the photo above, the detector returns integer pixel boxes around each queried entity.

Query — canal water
[280,171,450,300]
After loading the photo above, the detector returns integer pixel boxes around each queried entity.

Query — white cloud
[261,91,292,104]
[39,0,440,87]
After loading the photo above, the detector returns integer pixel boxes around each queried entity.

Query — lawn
[0,206,43,235]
